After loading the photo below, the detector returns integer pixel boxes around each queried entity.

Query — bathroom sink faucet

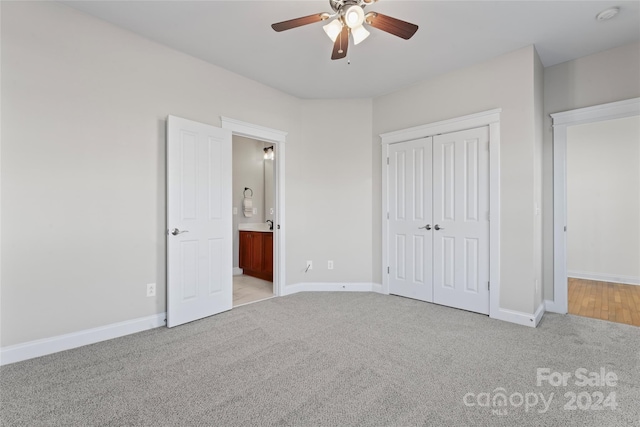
[266,220,274,230]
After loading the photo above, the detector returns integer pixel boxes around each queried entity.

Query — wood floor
[233,274,274,307]
[568,278,640,326]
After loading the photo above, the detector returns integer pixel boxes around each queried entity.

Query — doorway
[221,116,287,300]
[565,115,640,325]
[232,136,276,306]
[551,98,640,320]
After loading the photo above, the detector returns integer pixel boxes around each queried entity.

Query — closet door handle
[418,224,432,230]
[434,224,444,231]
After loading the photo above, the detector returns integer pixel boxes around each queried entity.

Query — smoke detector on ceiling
[596,7,620,21]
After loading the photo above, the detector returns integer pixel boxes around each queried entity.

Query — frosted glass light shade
[344,6,365,28]
[351,25,370,45]
[323,19,343,42]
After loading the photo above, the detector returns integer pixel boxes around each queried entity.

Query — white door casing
[549,97,640,314]
[167,115,232,328]
[432,127,490,314]
[382,109,503,323]
[388,137,434,302]
[220,116,288,297]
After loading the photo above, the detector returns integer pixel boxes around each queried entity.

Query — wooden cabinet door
[239,231,252,269]
[239,230,273,282]
[264,233,273,276]
[250,232,264,272]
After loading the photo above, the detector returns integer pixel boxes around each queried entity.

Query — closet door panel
[388,137,433,302]
[433,127,490,314]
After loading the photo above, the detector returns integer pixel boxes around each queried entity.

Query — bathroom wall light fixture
[263,146,275,160]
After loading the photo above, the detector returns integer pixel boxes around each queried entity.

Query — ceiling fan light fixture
[351,25,370,45]
[323,19,343,42]
[344,5,365,29]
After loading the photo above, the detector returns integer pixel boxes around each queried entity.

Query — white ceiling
[62,1,640,99]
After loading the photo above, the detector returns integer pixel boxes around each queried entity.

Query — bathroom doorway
[232,136,276,306]
[221,117,287,307]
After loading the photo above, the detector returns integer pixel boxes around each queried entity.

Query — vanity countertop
[238,223,273,232]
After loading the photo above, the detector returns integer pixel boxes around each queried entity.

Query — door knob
[170,228,189,236]
[434,224,444,230]
[418,224,432,230]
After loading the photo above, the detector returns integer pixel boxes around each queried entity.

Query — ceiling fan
[271,0,418,60]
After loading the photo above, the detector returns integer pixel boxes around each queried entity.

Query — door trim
[221,116,287,297]
[381,109,501,321]
[549,97,640,314]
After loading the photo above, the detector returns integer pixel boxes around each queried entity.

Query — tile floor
[233,274,274,307]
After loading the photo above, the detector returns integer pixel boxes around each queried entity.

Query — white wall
[566,116,640,284]
[232,136,267,270]
[373,46,541,314]
[286,99,373,286]
[0,2,373,347]
[543,42,640,299]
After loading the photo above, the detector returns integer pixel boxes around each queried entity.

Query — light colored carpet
[1,292,638,426]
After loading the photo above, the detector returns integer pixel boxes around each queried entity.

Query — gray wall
[373,46,541,314]
[0,2,373,347]
[542,42,640,300]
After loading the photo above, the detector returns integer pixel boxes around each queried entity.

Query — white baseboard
[568,271,639,286]
[544,299,566,314]
[533,302,545,326]
[233,267,243,276]
[282,282,377,296]
[0,313,166,366]
[371,283,385,294]
[491,305,544,328]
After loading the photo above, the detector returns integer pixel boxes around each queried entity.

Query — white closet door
[388,137,433,302]
[432,127,490,314]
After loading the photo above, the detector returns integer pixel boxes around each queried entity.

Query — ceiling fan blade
[331,26,349,60]
[365,12,418,40]
[271,13,328,32]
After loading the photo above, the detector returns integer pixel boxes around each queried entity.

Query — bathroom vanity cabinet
[239,231,273,282]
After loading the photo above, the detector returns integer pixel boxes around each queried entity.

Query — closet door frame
[381,109,501,321]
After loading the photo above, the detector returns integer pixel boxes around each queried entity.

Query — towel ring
[244,187,253,198]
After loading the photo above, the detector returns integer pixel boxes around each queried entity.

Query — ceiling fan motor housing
[330,0,369,14]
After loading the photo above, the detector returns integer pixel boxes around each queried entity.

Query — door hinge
[387,266,390,274]
[488,281,490,290]
[387,157,389,165]
[564,225,567,232]
[387,212,389,219]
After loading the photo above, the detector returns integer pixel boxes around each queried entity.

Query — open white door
[166,116,232,327]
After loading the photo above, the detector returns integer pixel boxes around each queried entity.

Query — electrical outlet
[328,260,334,270]
[270,208,274,215]
[233,207,238,215]
[253,208,257,214]
[306,260,313,271]
[146,283,156,297]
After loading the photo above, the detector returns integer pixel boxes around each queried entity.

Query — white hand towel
[243,197,253,217]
